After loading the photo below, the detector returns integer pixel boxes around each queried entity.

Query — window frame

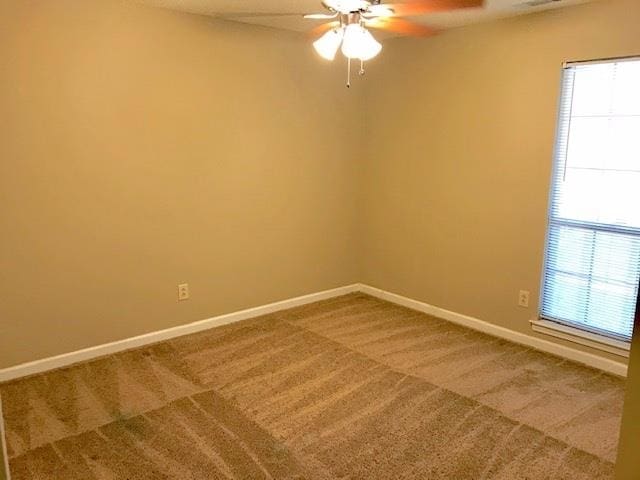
[536,56,640,352]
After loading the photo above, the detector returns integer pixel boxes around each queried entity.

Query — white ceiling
[137,0,594,34]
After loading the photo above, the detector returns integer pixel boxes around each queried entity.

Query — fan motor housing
[323,0,373,14]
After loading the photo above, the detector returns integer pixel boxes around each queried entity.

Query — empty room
[2,0,640,478]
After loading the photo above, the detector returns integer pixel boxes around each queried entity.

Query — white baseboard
[359,284,628,377]
[0,284,360,383]
[0,282,627,382]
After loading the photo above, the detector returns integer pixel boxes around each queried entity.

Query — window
[540,57,640,343]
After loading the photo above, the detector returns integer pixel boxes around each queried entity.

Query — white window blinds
[541,58,640,342]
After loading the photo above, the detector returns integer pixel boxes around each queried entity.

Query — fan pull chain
[346,58,367,87]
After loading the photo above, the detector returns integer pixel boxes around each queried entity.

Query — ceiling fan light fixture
[313,27,344,61]
[341,24,382,61]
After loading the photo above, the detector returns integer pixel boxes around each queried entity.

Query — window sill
[530,319,630,358]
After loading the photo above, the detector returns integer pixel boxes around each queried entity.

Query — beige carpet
[0,293,625,479]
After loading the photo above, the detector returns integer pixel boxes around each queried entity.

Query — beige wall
[1,0,638,370]
[361,0,640,363]
[0,0,363,368]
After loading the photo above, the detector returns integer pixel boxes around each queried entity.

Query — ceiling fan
[303,0,485,86]
[219,0,484,86]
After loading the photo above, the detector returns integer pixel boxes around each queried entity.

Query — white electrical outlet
[178,283,190,301]
[518,290,530,308]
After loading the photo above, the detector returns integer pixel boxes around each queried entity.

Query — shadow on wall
[615,296,640,480]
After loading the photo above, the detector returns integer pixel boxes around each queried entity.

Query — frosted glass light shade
[341,24,382,61]
[313,28,344,61]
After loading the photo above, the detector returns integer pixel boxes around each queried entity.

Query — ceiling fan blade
[219,12,307,19]
[384,0,484,17]
[366,17,437,36]
[364,5,396,17]
[307,21,341,39]
[304,13,339,19]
